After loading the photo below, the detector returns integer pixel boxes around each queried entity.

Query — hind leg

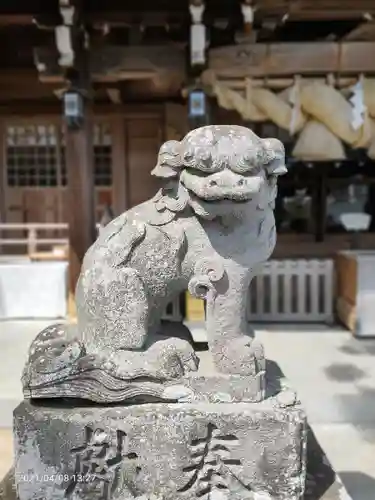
[78,266,199,378]
[79,266,150,353]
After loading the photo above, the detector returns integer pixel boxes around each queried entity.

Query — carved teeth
[199,197,250,204]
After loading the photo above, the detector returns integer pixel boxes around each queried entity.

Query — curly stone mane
[150,125,286,222]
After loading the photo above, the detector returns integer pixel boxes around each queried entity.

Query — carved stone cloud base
[14,396,306,500]
[22,323,266,405]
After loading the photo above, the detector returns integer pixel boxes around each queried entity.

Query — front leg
[191,261,265,376]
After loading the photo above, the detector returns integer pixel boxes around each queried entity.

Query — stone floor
[0,430,12,481]
[257,324,375,500]
[1,320,375,499]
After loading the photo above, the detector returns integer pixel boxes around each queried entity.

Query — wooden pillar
[0,120,6,223]
[64,33,96,312]
[65,112,96,302]
[0,121,5,255]
[314,165,327,242]
[111,115,128,214]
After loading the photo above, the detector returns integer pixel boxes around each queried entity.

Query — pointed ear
[262,138,287,177]
[151,140,182,178]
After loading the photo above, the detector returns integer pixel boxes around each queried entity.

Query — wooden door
[126,117,162,208]
[22,189,59,224]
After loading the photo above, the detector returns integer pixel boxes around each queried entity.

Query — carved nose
[209,178,246,188]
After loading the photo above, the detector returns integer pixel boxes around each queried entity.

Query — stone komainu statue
[22,125,286,402]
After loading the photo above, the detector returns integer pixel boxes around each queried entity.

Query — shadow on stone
[304,429,351,500]
[324,363,367,383]
[148,321,195,348]
[0,468,16,500]
[338,471,375,500]
[334,387,375,427]
[265,359,284,398]
[339,340,375,356]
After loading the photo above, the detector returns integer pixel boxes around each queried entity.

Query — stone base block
[3,429,354,500]
[14,398,306,500]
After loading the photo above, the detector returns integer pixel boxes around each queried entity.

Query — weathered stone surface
[22,323,266,404]
[4,430,356,500]
[21,125,286,403]
[14,397,306,500]
[12,126,311,500]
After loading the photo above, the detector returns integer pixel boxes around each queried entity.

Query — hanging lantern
[63,90,84,130]
[189,89,207,117]
[188,89,209,129]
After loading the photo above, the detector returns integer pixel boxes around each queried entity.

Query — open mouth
[200,197,250,204]
[188,190,252,204]
[184,186,254,208]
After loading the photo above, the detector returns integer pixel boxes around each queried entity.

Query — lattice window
[6,124,62,187]
[60,122,112,186]
[93,123,112,187]
[6,122,112,187]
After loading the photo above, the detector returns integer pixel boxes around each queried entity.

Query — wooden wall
[0,107,165,227]
[273,233,375,259]
[1,104,374,258]
[125,116,163,208]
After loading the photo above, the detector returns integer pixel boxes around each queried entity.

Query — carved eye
[183,147,195,161]
[239,149,263,173]
[257,149,266,164]
[243,151,253,162]
[200,149,211,161]
[243,149,263,166]
[263,149,276,165]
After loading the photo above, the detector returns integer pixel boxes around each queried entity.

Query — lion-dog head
[151,125,286,221]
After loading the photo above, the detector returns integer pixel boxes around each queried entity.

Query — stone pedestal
[14,395,306,500]
[3,427,354,500]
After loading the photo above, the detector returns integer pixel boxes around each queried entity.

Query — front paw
[212,337,265,376]
[150,338,200,379]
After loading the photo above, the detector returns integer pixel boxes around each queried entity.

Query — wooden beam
[34,45,185,83]
[254,0,375,21]
[0,101,163,117]
[1,1,375,27]
[208,41,375,78]
[0,14,34,26]
[88,11,184,28]
[0,68,182,101]
[344,22,375,41]
[84,2,375,24]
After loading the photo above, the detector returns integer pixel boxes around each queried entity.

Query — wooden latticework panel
[6,124,62,187]
[4,120,113,227]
